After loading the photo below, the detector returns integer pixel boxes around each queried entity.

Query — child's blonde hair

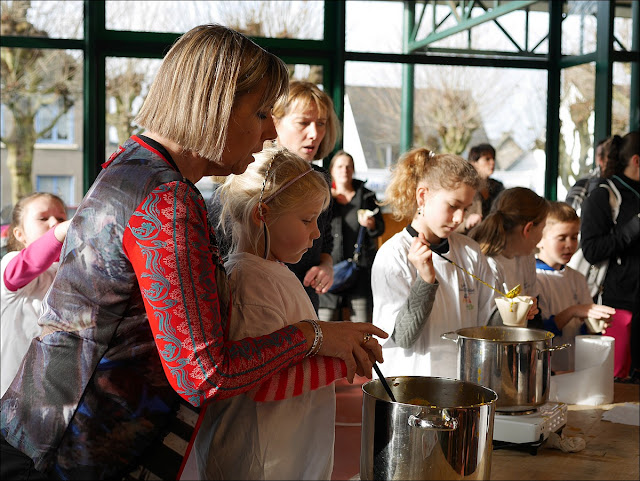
[469,187,550,257]
[217,146,331,255]
[544,201,580,230]
[6,192,67,252]
[380,147,480,222]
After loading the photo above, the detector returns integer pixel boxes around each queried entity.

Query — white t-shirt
[536,263,592,371]
[487,254,539,298]
[193,253,335,481]
[1,251,58,396]
[372,230,497,379]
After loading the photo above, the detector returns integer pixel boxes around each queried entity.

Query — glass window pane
[106,1,323,39]
[36,175,75,206]
[562,1,597,56]
[346,1,404,54]
[613,62,632,134]
[1,1,83,39]
[1,47,83,213]
[413,65,548,195]
[557,63,596,202]
[105,57,162,153]
[614,1,634,52]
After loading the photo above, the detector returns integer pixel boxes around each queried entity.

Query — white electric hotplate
[493,402,568,445]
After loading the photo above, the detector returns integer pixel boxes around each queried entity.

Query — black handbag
[329,226,365,294]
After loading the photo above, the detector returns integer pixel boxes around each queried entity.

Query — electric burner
[492,402,568,454]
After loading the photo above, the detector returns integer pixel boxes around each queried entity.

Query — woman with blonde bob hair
[0,24,385,481]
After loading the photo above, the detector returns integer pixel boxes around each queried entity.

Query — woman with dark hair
[318,150,385,323]
[580,130,640,383]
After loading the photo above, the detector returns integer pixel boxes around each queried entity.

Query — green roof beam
[409,0,538,52]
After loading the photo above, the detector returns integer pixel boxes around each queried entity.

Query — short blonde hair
[217,146,331,255]
[135,24,289,162]
[272,80,340,160]
[544,201,579,229]
[380,147,480,221]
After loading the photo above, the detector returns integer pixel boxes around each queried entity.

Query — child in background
[1,193,70,396]
[372,148,501,380]
[469,187,548,328]
[535,202,615,372]
[194,147,372,480]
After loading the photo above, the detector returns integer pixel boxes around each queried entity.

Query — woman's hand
[304,253,334,294]
[408,232,435,284]
[316,321,388,382]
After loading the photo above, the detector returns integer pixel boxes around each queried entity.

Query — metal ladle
[373,363,397,403]
[429,249,521,299]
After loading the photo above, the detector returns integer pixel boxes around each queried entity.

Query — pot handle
[408,410,458,431]
[441,331,459,343]
[537,343,571,359]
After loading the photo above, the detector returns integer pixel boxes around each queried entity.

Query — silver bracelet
[301,319,323,357]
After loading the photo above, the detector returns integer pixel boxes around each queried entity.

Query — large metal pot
[360,376,497,480]
[442,326,570,412]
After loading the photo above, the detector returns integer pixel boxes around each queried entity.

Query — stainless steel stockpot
[360,376,497,480]
[442,326,570,412]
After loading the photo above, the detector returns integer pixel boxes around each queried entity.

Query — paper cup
[495,296,533,327]
[584,317,605,334]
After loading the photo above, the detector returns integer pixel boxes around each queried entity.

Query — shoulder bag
[329,226,366,294]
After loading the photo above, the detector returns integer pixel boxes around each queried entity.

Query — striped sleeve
[122,181,308,407]
[249,356,347,402]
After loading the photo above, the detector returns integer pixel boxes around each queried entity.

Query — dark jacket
[580,174,640,312]
[320,179,384,307]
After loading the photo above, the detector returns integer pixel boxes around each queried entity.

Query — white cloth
[487,254,539,298]
[194,253,335,480]
[1,251,58,396]
[372,231,497,379]
[536,265,592,371]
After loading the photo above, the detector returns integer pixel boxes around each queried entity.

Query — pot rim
[451,326,555,343]
[363,375,499,409]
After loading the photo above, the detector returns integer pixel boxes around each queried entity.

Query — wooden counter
[490,383,639,480]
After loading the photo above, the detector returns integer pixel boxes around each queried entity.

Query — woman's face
[473,155,495,179]
[213,80,278,176]
[274,101,327,161]
[330,155,354,187]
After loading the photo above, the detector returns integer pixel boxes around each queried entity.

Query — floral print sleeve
[123,181,308,406]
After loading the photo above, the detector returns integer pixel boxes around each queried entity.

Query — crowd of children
[2,134,636,479]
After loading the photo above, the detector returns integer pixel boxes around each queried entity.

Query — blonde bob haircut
[272,80,340,160]
[380,147,480,222]
[469,187,550,257]
[135,24,289,162]
[217,146,331,255]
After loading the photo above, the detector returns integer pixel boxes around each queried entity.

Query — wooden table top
[490,383,639,480]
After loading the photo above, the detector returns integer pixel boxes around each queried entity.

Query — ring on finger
[362,333,372,345]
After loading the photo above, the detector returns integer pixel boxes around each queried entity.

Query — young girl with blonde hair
[469,186,550,328]
[194,146,380,480]
[372,148,501,379]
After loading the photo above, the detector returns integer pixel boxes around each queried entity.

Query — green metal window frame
[1,0,637,200]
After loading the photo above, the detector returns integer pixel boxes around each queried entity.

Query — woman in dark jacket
[319,151,385,323]
[581,131,640,382]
